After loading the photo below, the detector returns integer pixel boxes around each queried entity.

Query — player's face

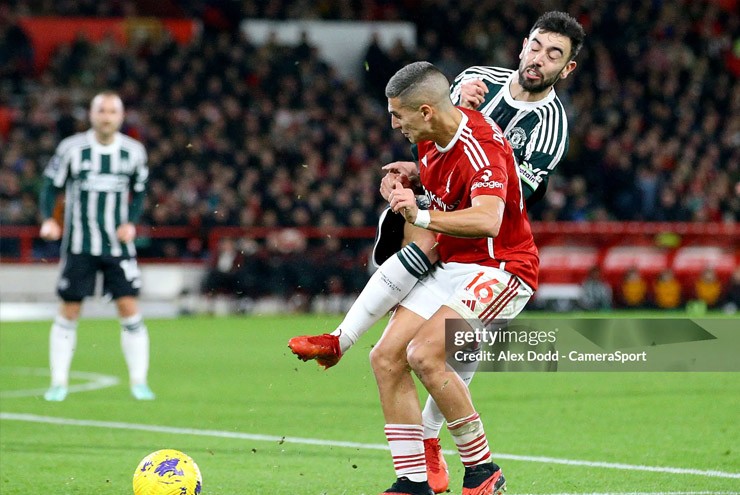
[388,97,429,143]
[89,95,125,138]
[518,28,577,93]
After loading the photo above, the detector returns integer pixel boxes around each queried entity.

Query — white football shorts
[400,261,534,326]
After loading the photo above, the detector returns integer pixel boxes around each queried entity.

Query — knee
[370,342,406,377]
[369,344,392,374]
[116,296,139,318]
[406,340,442,377]
[60,302,81,321]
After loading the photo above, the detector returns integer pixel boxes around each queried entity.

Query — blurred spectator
[578,266,612,310]
[234,237,267,301]
[201,237,245,300]
[263,228,312,300]
[653,269,682,309]
[0,8,34,91]
[722,268,740,314]
[362,32,393,97]
[619,268,647,309]
[693,267,723,308]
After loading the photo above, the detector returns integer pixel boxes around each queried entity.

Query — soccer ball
[133,449,202,495]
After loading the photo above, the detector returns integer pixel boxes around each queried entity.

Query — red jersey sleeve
[469,143,509,202]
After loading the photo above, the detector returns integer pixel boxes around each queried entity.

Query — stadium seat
[601,245,669,287]
[671,246,737,288]
[672,246,736,274]
[538,245,599,284]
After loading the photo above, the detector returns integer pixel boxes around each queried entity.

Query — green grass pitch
[1,314,738,494]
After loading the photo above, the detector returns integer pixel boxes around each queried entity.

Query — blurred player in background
[39,91,154,402]
[290,11,585,492]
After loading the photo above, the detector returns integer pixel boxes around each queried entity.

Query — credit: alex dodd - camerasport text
[454,349,648,364]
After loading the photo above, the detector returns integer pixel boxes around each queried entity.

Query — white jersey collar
[436,109,468,153]
[88,129,121,152]
[503,70,557,109]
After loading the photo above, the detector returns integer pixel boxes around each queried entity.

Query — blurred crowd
[1,0,738,307]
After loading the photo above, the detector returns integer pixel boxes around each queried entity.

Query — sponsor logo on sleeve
[472,180,504,190]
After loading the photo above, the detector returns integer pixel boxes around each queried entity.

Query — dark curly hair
[531,11,586,60]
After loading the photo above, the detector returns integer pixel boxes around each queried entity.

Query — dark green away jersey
[450,66,570,205]
[43,130,148,257]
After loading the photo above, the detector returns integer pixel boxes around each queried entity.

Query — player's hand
[380,172,399,201]
[117,223,136,243]
[380,172,412,200]
[39,218,62,241]
[460,79,488,109]
[382,161,418,177]
[389,182,418,224]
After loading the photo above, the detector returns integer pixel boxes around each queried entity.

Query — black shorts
[57,253,142,301]
[370,206,406,268]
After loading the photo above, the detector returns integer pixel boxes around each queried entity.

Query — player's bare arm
[389,183,504,238]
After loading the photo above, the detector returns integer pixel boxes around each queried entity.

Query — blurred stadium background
[0,0,738,319]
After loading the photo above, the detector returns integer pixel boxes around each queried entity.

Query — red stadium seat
[672,246,735,273]
[601,246,669,287]
[538,245,599,284]
[672,246,737,287]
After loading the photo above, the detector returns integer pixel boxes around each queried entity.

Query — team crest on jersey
[507,127,527,149]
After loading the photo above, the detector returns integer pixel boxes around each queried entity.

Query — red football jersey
[417,107,539,290]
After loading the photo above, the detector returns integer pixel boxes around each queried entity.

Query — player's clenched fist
[39,218,62,241]
[117,223,136,243]
[459,79,489,109]
[380,172,401,201]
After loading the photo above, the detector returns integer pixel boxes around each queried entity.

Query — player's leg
[420,362,478,493]
[370,305,433,495]
[335,223,437,351]
[372,266,455,494]
[105,256,155,400]
[289,210,437,368]
[407,307,505,495]
[45,254,95,401]
[408,266,532,495]
[422,364,477,436]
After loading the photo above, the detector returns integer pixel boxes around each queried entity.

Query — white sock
[422,365,478,438]
[49,315,78,387]
[120,314,150,386]
[332,243,432,353]
[421,398,445,440]
[385,424,427,482]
